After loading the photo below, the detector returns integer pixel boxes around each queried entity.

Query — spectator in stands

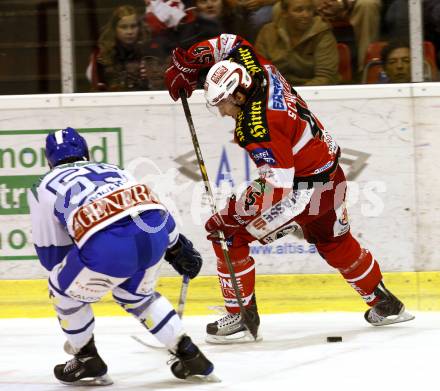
[193,0,240,38]
[381,0,408,40]
[383,1,440,76]
[380,41,411,83]
[144,0,192,39]
[146,0,238,52]
[142,55,168,89]
[88,5,165,91]
[197,0,224,20]
[315,0,382,74]
[423,0,440,65]
[255,0,340,86]
[225,0,278,42]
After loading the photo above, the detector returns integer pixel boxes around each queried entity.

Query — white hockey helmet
[204,60,252,107]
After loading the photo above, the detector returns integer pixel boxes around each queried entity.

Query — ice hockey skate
[54,336,113,386]
[364,281,415,326]
[169,335,220,382]
[206,303,262,344]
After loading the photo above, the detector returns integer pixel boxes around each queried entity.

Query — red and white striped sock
[339,249,382,305]
[217,256,256,314]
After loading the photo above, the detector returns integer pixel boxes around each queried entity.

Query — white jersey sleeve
[27,183,74,271]
[28,187,73,248]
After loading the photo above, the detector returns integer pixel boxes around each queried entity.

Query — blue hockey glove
[164,234,203,279]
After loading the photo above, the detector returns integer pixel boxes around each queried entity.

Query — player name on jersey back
[71,184,160,243]
[31,162,168,249]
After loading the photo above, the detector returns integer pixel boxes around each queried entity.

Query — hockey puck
[326,336,342,343]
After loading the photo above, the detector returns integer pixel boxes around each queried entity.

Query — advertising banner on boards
[0,96,416,278]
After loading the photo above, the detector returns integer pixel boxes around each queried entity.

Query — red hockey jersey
[186,34,340,189]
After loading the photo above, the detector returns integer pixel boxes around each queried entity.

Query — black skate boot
[54,336,113,386]
[169,335,219,382]
[206,295,262,344]
[364,281,415,326]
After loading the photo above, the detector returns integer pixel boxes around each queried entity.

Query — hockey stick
[131,335,164,350]
[179,90,258,340]
[177,274,190,318]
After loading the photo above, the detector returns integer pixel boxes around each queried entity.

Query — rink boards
[0,84,440,316]
[0,271,439,318]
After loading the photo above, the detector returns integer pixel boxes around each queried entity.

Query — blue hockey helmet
[45,127,89,167]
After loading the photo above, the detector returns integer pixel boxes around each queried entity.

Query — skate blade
[206,330,263,345]
[185,372,221,383]
[371,310,415,326]
[60,374,113,386]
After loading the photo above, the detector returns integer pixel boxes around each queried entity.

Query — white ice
[0,312,438,391]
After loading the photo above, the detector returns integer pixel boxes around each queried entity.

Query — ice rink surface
[0,312,438,391]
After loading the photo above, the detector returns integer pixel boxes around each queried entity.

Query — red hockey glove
[204,179,276,241]
[205,193,258,241]
[165,47,202,101]
[205,212,241,241]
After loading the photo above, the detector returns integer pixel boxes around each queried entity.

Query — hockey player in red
[165,34,414,344]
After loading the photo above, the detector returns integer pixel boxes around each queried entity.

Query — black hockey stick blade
[241,308,259,340]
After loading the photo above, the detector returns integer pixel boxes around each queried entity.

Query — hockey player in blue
[27,127,217,386]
